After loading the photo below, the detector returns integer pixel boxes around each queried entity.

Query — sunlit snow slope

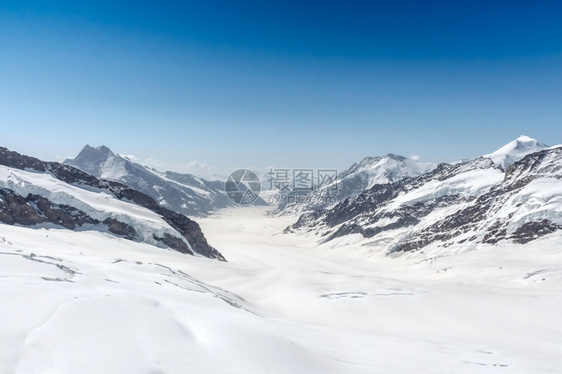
[2,207,562,373]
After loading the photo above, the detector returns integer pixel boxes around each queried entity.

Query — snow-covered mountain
[0,147,224,260]
[277,153,436,215]
[286,139,562,255]
[483,135,547,170]
[339,154,436,186]
[64,145,236,217]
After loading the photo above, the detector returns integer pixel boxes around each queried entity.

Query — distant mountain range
[286,136,562,254]
[2,136,558,260]
[0,147,225,261]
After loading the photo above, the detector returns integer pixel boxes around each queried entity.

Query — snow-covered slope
[277,154,436,215]
[0,225,330,374]
[483,135,548,170]
[0,147,224,260]
[287,144,562,255]
[3,207,562,373]
[64,145,236,217]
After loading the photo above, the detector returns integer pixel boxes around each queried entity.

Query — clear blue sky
[1,0,561,176]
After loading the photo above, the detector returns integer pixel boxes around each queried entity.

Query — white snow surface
[385,167,504,211]
[99,153,128,180]
[483,135,548,170]
[362,155,436,189]
[2,206,562,373]
[336,154,436,191]
[505,177,562,234]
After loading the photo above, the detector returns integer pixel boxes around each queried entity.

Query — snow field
[1,206,562,373]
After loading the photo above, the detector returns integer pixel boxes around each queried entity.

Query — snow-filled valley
[2,206,562,373]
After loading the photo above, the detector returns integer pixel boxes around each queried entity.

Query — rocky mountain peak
[73,144,114,160]
[384,153,408,162]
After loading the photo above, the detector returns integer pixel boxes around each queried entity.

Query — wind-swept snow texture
[3,207,561,373]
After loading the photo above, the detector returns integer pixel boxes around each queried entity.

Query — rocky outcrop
[103,217,136,239]
[0,189,108,230]
[0,189,44,226]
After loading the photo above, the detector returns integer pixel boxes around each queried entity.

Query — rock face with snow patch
[0,147,225,261]
[287,139,562,255]
[64,145,234,217]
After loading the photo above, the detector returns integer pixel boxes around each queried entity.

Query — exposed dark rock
[103,218,136,240]
[153,234,193,255]
[481,220,508,244]
[0,148,46,171]
[0,189,44,226]
[0,189,100,229]
[156,207,225,261]
[510,220,561,244]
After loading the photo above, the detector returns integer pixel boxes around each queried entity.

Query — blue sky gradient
[1,1,561,176]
